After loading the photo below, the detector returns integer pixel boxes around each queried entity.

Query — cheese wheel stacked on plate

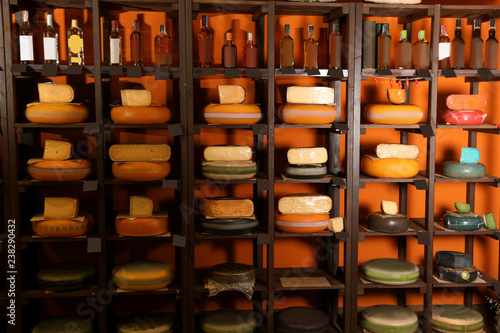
[202,145,257,180]
[275,194,333,233]
[436,251,477,283]
[26,83,88,123]
[366,200,409,233]
[110,144,171,181]
[361,143,419,178]
[28,139,92,181]
[113,260,174,291]
[203,85,262,124]
[111,89,172,124]
[115,196,169,236]
[286,147,328,179]
[442,94,487,125]
[442,147,486,179]
[278,86,336,124]
[31,197,94,237]
[442,201,484,231]
[200,197,258,235]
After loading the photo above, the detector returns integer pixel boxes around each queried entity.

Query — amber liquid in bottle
[304,25,318,69]
[395,30,412,69]
[450,20,465,69]
[130,20,142,66]
[329,24,342,69]
[439,24,451,70]
[43,14,58,64]
[243,32,258,68]
[470,19,483,69]
[20,10,34,64]
[377,23,391,69]
[414,30,430,70]
[280,24,294,68]
[222,32,237,68]
[109,20,122,66]
[485,19,498,70]
[155,25,173,67]
[68,19,84,65]
[198,15,211,67]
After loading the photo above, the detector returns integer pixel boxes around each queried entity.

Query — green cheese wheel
[443,212,484,231]
[286,164,327,179]
[202,161,257,180]
[432,305,483,333]
[116,314,174,333]
[363,258,419,285]
[360,305,418,333]
[36,263,95,292]
[201,309,256,333]
[366,212,409,233]
[437,265,478,283]
[442,162,486,179]
[32,316,92,333]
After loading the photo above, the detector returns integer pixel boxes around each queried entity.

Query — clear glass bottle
[280,24,294,69]
[438,24,451,70]
[19,10,34,64]
[43,13,58,65]
[198,15,211,68]
[155,25,173,67]
[413,30,430,70]
[304,25,318,69]
[450,19,465,69]
[377,23,391,69]
[243,32,258,68]
[329,23,342,69]
[395,30,412,69]
[130,20,142,66]
[67,19,84,65]
[469,19,483,69]
[109,20,122,66]
[221,32,237,68]
[485,19,498,70]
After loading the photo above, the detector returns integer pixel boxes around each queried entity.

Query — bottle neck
[381,25,389,35]
[111,20,118,32]
[160,25,166,34]
[400,30,407,40]
[71,19,78,28]
[132,20,139,33]
[455,27,462,38]
[247,33,253,44]
[489,27,496,38]
[473,27,481,37]
[225,33,233,44]
[308,26,314,39]
[440,25,448,36]
[418,31,426,41]
[47,14,53,27]
[22,11,29,23]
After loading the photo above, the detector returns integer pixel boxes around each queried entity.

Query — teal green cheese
[202,160,257,180]
[432,305,483,333]
[201,309,256,333]
[443,212,484,231]
[32,316,92,333]
[360,305,418,333]
[116,315,174,333]
[442,162,486,179]
[484,213,497,230]
[363,258,419,285]
[459,147,480,164]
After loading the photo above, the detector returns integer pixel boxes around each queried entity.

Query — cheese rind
[361,305,418,333]
[287,147,328,165]
[366,212,409,233]
[112,162,171,181]
[435,251,472,270]
[115,216,168,237]
[111,105,172,124]
[460,147,480,164]
[33,316,93,333]
[278,194,332,214]
[204,104,262,125]
[201,198,254,217]
[43,139,73,160]
[129,196,153,217]
[201,309,256,333]
[442,110,486,125]
[275,211,329,233]
[203,145,252,161]
[25,102,89,123]
[443,212,484,231]
[44,197,79,219]
[218,85,247,104]
[113,261,174,291]
[363,258,419,285]
[285,164,327,179]
[38,83,74,103]
[375,144,418,159]
[32,216,93,238]
[202,160,257,180]
[286,86,334,105]
[381,200,398,215]
[109,144,171,162]
[120,89,152,107]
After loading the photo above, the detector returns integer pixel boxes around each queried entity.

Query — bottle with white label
[438,24,450,70]
[68,19,84,65]
[19,10,34,64]
[43,14,58,65]
[109,20,122,66]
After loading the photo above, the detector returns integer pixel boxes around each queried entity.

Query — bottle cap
[376,23,383,35]
[308,25,314,35]
[160,24,165,31]
[418,30,425,39]
[248,32,253,40]
[71,19,78,27]
[202,15,208,26]
[441,24,447,32]
[284,24,290,35]
[455,19,462,28]
[490,19,496,28]
[400,30,407,39]
[47,13,53,26]
[226,32,232,40]
[23,10,29,21]
[474,19,481,28]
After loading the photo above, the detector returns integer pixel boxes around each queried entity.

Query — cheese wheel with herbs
[36,262,96,292]
[115,216,168,236]
[28,160,92,181]
[442,110,486,125]
[274,211,329,233]
[25,102,89,124]
[201,309,256,333]
[109,144,171,162]
[201,197,254,217]
[432,305,483,333]
[278,104,336,124]
[111,105,172,124]
[113,261,174,291]
[32,316,93,333]
[361,156,419,178]
[32,216,94,238]
[202,160,257,180]
[112,162,171,181]
[278,194,332,215]
[363,103,423,124]
[116,315,174,333]
[360,305,418,333]
[363,258,419,285]
[203,104,262,124]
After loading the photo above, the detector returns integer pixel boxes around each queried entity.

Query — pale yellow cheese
[375,144,418,159]
[287,147,327,165]
[129,196,153,217]
[43,197,79,219]
[120,89,152,107]
[286,86,334,105]
[109,144,171,162]
[218,85,246,104]
[381,200,398,215]
[200,198,254,217]
[38,83,74,103]
[43,139,73,160]
[203,145,252,161]
[328,217,344,232]
[278,194,332,214]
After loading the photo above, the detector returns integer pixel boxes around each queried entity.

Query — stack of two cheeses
[361,143,419,178]
[202,145,257,180]
[278,86,336,125]
[111,89,172,124]
[200,197,258,235]
[436,251,477,284]
[443,94,487,125]
[442,147,486,179]
[115,196,168,237]
[286,147,328,179]
[110,144,172,181]
[366,200,409,234]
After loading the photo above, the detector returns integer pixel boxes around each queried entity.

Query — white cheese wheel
[286,86,334,105]
[278,194,332,214]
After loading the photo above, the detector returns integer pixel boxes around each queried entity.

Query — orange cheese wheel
[112,161,171,181]
[115,217,168,236]
[203,104,262,124]
[28,160,92,181]
[361,156,419,178]
[113,261,174,291]
[32,216,94,237]
[110,105,172,124]
[363,104,423,124]
[274,211,329,233]
[25,103,89,123]
[278,104,336,124]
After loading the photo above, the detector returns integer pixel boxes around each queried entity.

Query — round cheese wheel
[202,161,257,180]
[360,305,418,333]
[203,104,262,125]
[363,103,424,124]
[116,314,174,333]
[26,103,89,124]
[361,156,419,178]
[32,215,94,237]
[432,305,483,333]
[442,110,486,125]
[275,307,330,333]
[286,164,327,179]
[210,263,255,284]
[115,216,169,237]
[113,261,174,291]
[111,105,172,124]
[112,162,171,181]
[36,263,96,292]
[28,160,92,181]
[274,211,329,233]
[32,316,93,333]
[201,309,257,333]
[366,212,409,233]
[446,94,487,111]
[201,217,259,235]
[278,104,336,125]
[438,265,478,283]
[442,162,486,179]
[442,212,484,231]
[363,258,419,285]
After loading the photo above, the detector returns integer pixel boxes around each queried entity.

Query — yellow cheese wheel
[361,156,419,178]
[113,261,174,291]
[28,160,92,181]
[363,104,423,124]
[110,105,172,124]
[278,104,336,124]
[275,211,329,233]
[112,162,171,181]
[32,216,94,237]
[25,103,88,124]
[203,104,262,124]
[115,216,168,236]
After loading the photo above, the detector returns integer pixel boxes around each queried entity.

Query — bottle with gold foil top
[68,19,84,65]
[304,25,318,69]
[484,19,498,69]
[395,30,412,69]
[451,19,465,69]
[280,24,294,68]
[377,23,391,69]
[469,19,483,69]
[19,10,34,64]
[438,24,451,70]
[222,32,237,68]
[130,20,142,66]
[198,15,211,68]
[243,32,258,68]
[413,30,430,70]
[155,25,173,67]
[109,20,122,66]
[43,13,58,65]
[329,23,342,69]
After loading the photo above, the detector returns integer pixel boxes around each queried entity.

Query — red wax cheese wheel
[442,110,486,125]
[278,104,336,124]
[361,156,419,178]
[110,105,172,124]
[25,103,89,123]
[28,160,92,181]
[112,161,171,181]
[363,104,423,124]
[446,94,487,111]
[204,104,262,124]
[32,216,94,237]
[274,211,329,233]
[115,217,169,236]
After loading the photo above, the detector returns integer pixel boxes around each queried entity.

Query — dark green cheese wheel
[116,314,174,333]
[201,309,256,333]
[437,265,478,283]
[435,251,472,270]
[366,212,409,233]
[442,212,484,231]
[432,305,483,333]
[201,217,259,235]
[285,164,327,179]
[32,316,92,333]
[442,162,486,179]
[36,263,95,292]
[360,305,418,333]
[363,258,419,285]
[202,161,257,180]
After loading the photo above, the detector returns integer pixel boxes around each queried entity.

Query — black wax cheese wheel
[366,212,409,233]
[442,212,484,231]
[36,263,96,292]
[437,265,478,283]
[275,307,330,333]
[435,251,473,270]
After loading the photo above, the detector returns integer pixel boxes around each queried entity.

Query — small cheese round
[366,212,409,233]
[442,162,486,179]
[442,212,484,231]
[112,162,171,181]
[363,258,419,285]
[201,217,259,236]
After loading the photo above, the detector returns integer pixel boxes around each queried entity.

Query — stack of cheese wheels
[200,197,258,235]
[113,260,174,291]
[366,200,409,233]
[32,316,93,333]
[363,258,419,285]
[275,307,330,333]
[432,305,483,333]
[363,101,424,124]
[204,85,262,124]
[26,83,88,123]
[278,86,336,124]
[360,305,419,333]
[110,144,171,181]
[442,201,484,231]
[111,89,172,124]
[443,147,486,179]
[200,309,257,333]
[28,139,92,181]
[286,147,328,179]
[31,197,94,237]
[36,262,96,292]
[116,314,174,333]
[436,251,477,283]
[202,145,257,180]
[361,143,419,178]
[442,94,487,125]
[115,196,168,236]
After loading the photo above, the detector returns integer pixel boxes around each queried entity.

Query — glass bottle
[109,20,122,66]
[243,32,258,68]
[68,19,84,65]
[198,15,211,68]
[450,19,465,69]
[155,25,173,67]
[413,30,430,70]
[438,24,451,70]
[377,23,391,69]
[19,10,34,64]
[485,19,498,70]
[130,20,142,66]
[280,24,294,69]
[395,30,412,69]
[221,32,237,68]
[304,25,318,69]
[329,23,342,69]
[43,13,58,65]
[469,19,483,69]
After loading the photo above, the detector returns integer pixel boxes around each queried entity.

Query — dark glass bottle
[469,19,483,69]
[485,19,498,70]
[243,32,258,68]
[222,32,237,68]
[329,24,342,69]
[280,24,294,69]
[450,19,465,69]
[198,15,211,67]
[155,25,173,67]
[438,24,451,70]
[130,20,142,66]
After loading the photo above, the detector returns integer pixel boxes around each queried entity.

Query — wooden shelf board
[195,231,264,240]
[193,68,268,78]
[275,2,348,16]
[441,5,500,19]
[105,124,170,129]
[105,232,174,241]
[438,69,500,77]
[18,179,96,186]
[362,68,421,77]
[358,277,426,291]
[194,124,255,130]
[275,230,344,240]
[275,68,348,79]
[193,0,268,15]
[436,123,500,134]
[15,123,87,129]
[195,177,266,185]
[432,269,497,288]
[360,123,424,129]
[101,66,181,78]
[21,286,99,299]
[100,0,178,12]
[109,287,182,296]
[432,221,498,236]
[362,4,434,19]
[13,64,95,74]
[104,178,181,187]
[275,123,336,129]
[358,219,427,238]
[20,234,98,243]
[273,267,345,291]
[360,173,427,183]
[434,174,499,184]
[274,173,346,185]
